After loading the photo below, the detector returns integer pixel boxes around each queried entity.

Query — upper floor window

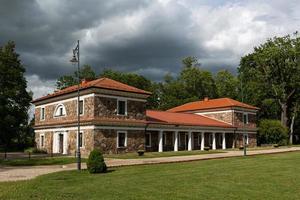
[117,100,127,115]
[54,104,66,117]
[79,100,84,115]
[40,107,45,120]
[243,113,249,124]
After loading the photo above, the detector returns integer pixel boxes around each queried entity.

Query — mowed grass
[0,157,87,166]
[1,152,300,200]
[105,149,224,159]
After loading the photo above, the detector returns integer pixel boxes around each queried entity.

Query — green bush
[258,119,288,145]
[87,149,107,173]
[24,147,47,154]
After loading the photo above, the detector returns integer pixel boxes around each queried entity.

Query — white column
[200,132,205,150]
[212,132,216,150]
[159,130,163,152]
[174,131,178,151]
[222,132,226,150]
[188,131,192,151]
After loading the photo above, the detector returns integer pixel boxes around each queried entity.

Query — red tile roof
[146,110,234,128]
[32,77,152,103]
[167,98,259,112]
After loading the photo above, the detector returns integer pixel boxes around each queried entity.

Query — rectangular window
[243,113,249,124]
[198,135,201,146]
[117,131,127,148]
[163,133,167,146]
[117,100,126,115]
[79,100,84,115]
[79,132,83,148]
[145,133,151,147]
[40,135,44,147]
[244,133,249,145]
[40,107,45,120]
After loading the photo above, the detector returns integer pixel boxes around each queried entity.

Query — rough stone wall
[35,131,53,153]
[67,129,94,156]
[235,133,257,148]
[35,96,94,126]
[94,96,146,120]
[94,129,145,154]
[233,112,256,128]
[202,112,233,124]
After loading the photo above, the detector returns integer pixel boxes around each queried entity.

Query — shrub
[24,147,47,154]
[258,119,288,145]
[87,149,107,173]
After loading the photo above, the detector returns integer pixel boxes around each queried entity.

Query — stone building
[33,77,259,155]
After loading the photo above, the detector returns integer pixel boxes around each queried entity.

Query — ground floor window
[244,133,249,145]
[78,131,84,148]
[117,131,127,148]
[145,133,151,147]
[40,134,44,147]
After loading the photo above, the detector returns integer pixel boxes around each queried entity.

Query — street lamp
[70,40,81,170]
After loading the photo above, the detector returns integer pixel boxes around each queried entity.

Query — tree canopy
[0,41,32,150]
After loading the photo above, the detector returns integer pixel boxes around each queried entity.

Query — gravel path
[1,147,299,182]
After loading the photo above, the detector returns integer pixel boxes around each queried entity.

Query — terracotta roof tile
[167,98,259,112]
[32,77,151,103]
[146,110,234,128]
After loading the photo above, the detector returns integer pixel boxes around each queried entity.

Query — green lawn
[1,152,300,200]
[104,149,224,159]
[0,157,86,166]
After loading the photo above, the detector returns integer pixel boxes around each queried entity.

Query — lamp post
[70,40,81,170]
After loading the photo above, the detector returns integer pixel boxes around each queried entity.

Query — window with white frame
[79,100,84,115]
[145,133,151,147]
[40,134,45,148]
[244,133,249,145]
[78,131,84,148]
[243,113,249,124]
[117,131,127,148]
[40,107,45,120]
[54,104,66,117]
[117,100,126,115]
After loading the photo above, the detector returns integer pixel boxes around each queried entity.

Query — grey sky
[0,0,299,99]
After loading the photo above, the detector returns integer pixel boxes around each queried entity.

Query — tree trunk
[281,103,288,127]
[290,115,295,145]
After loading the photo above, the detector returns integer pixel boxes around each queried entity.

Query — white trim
[40,133,45,148]
[35,93,95,108]
[117,99,127,116]
[53,104,67,117]
[52,131,68,154]
[145,132,151,147]
[40,107,45,121]
[196,110,233,115]
[95,94,147,102]
[117,131,127,148]
[35,125,95,133]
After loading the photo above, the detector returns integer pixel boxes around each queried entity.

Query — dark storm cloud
[1,0,300,99]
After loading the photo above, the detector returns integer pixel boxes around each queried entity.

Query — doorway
[59,133,64,154]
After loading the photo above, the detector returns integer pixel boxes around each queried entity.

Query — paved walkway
[1,147,299,182]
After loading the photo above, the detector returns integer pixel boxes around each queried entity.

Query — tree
[239,35,300,129]
[0,41,32,153]
[258,119,288,145]
[215,70,238,99]
[56,64,96,89]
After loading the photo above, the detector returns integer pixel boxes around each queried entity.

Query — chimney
[204,97,209,101]
[81,79,88,84]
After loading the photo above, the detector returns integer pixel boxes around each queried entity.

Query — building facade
[33,78,258,155]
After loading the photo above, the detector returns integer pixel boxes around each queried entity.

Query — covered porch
[145,130,235,152]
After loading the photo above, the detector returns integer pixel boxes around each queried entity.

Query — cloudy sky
[1,0,299,99]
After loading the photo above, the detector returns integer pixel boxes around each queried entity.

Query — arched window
[54,104,66,117]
